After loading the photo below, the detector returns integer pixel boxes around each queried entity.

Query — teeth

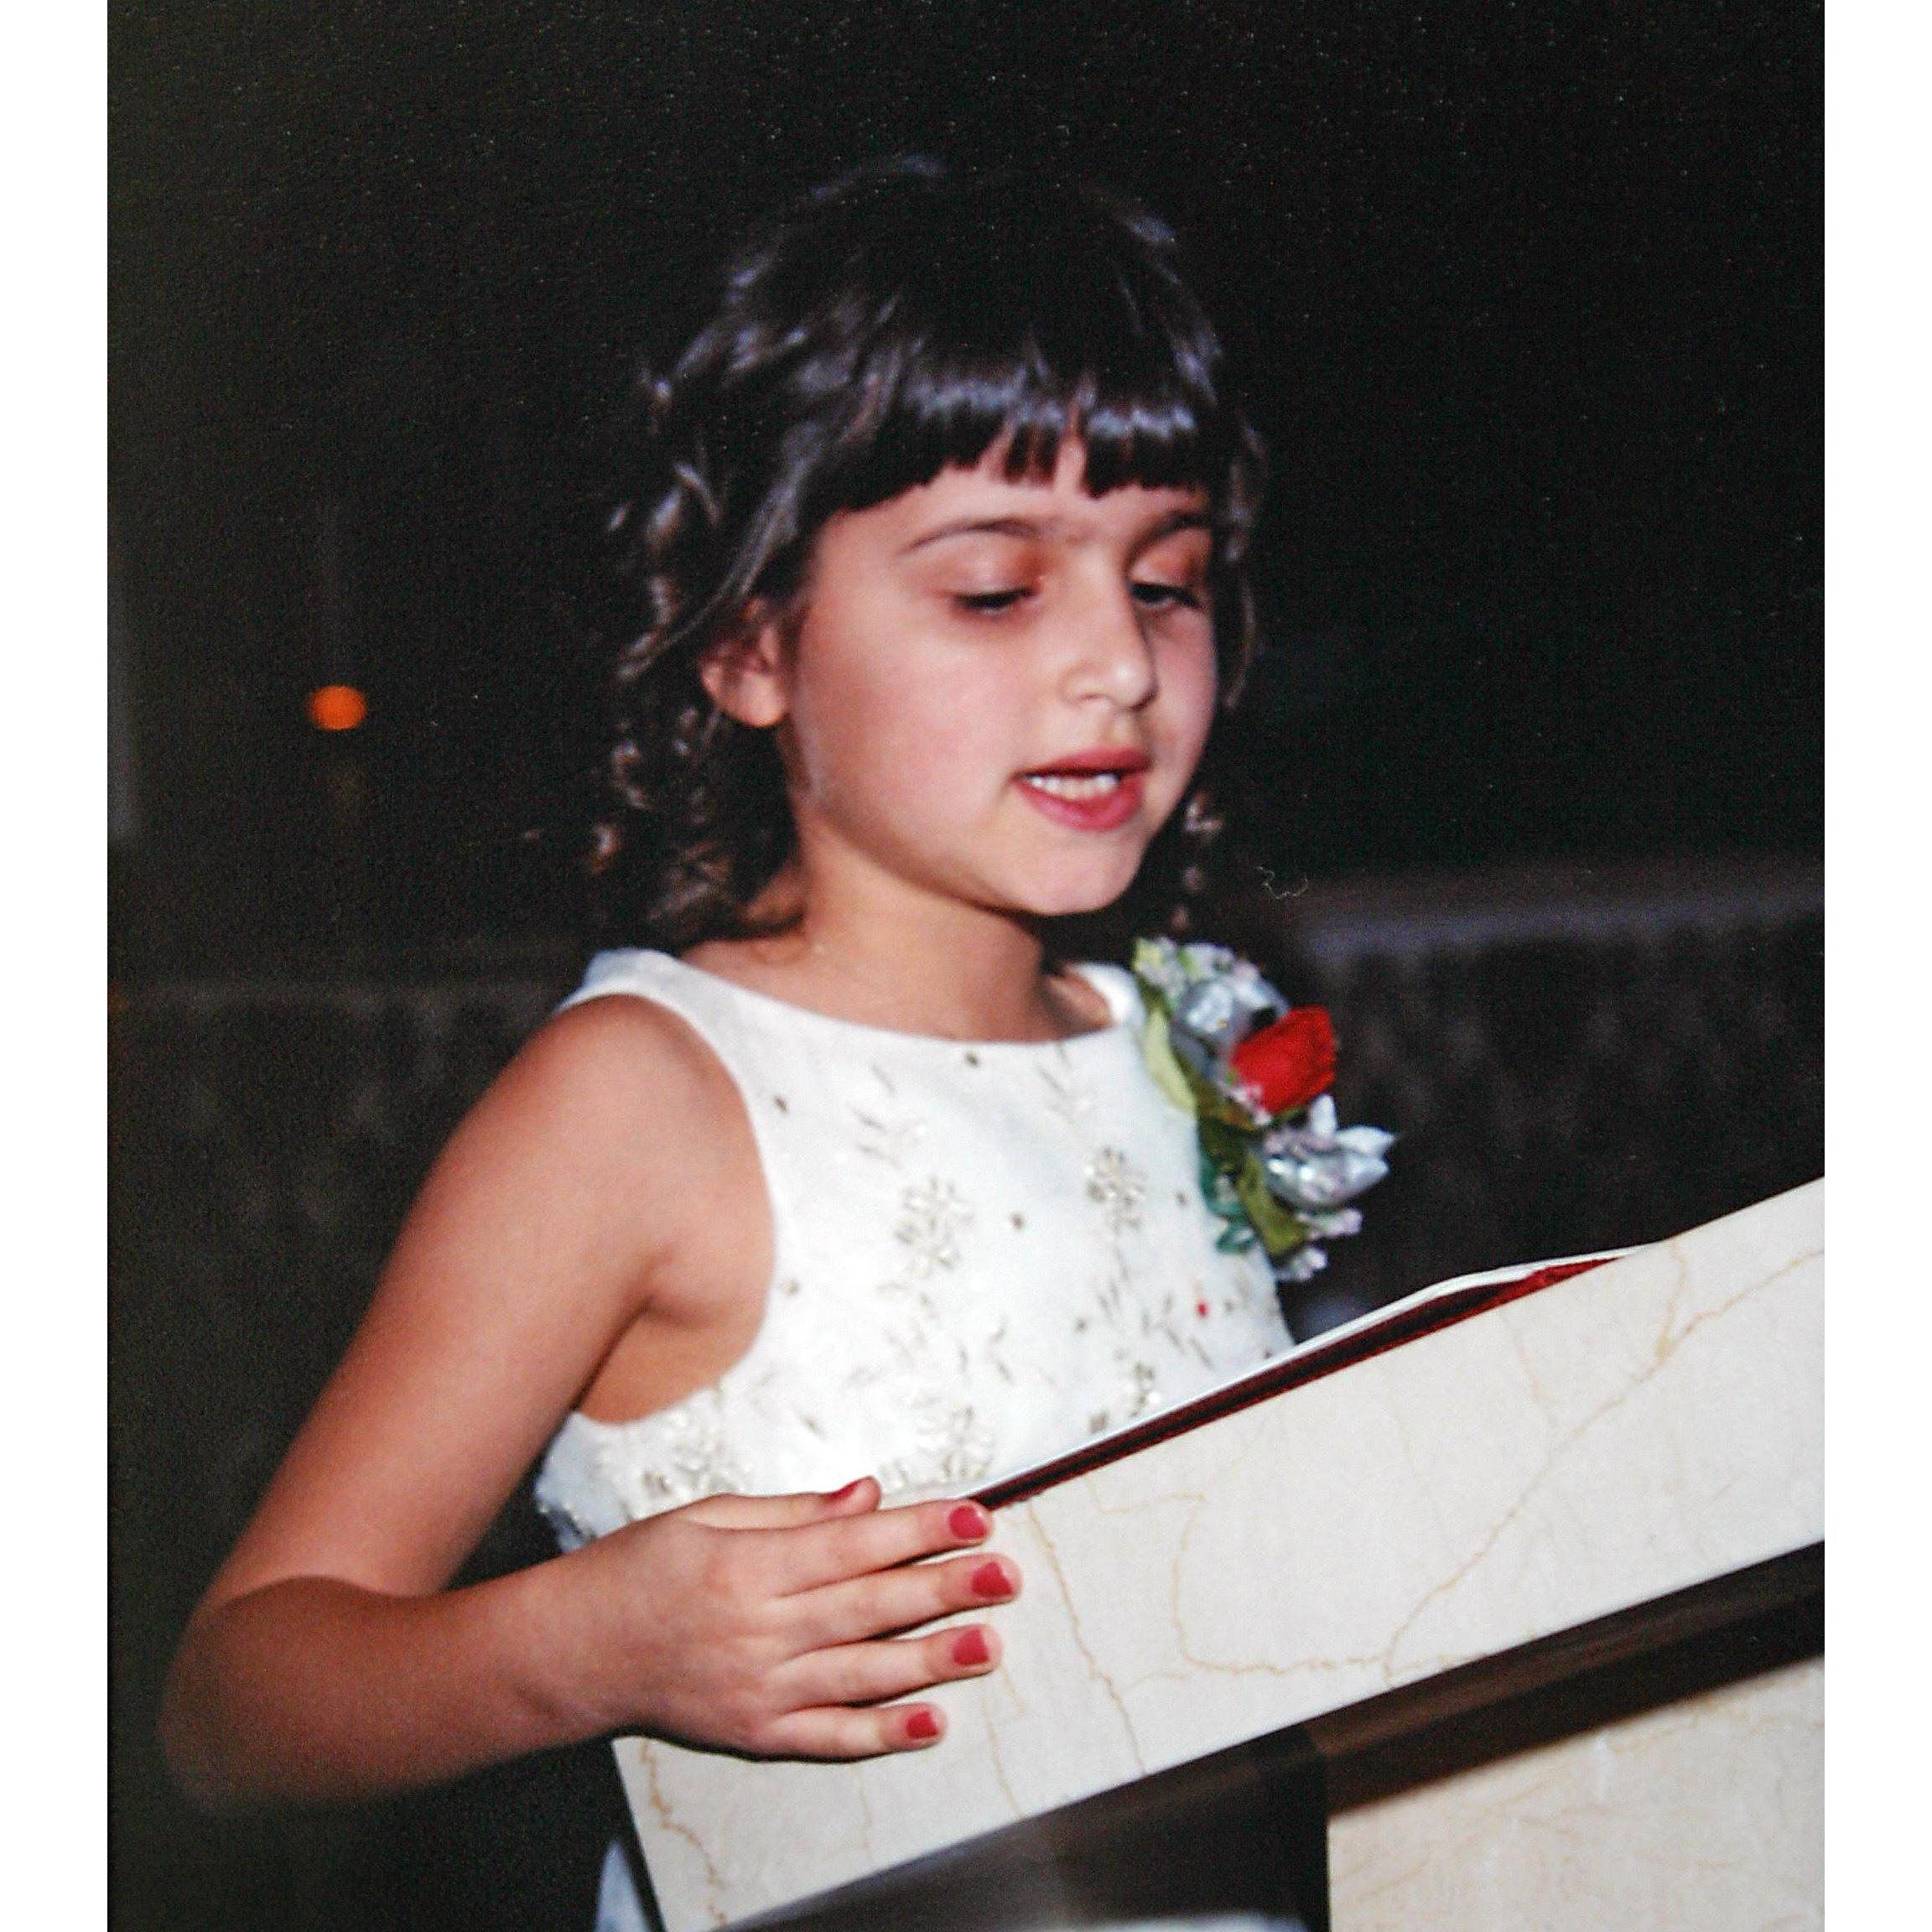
[1025,771,1124,800]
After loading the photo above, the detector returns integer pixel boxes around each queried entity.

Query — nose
[1061,579,1159,711]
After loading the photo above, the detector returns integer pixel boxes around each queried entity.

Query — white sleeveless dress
[532,949,1299,1931]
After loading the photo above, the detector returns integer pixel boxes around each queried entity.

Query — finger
[756,1701,947,1761]
[781,1623,1001,1709]
[793,1550,1021,1649]
[680,1478,880,1532]
[768,1496,995,1595]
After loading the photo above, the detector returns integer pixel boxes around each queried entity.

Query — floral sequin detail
[1085,1146,1148,1233]
[1037,1055,1098,1128]
[894,1176,973,1275]
[849,1063,927,1167]
[592,1395,750,1519]
[877,1397,999,1495]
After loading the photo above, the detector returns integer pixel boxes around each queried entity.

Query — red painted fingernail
[948,1503,989,1540]
[970,1560,1014,1600]
[826,1478,867,1502]
[906,1708,941,1742]
[951,1626,992,1667]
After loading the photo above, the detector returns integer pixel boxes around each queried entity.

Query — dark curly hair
[589,156,1269,952]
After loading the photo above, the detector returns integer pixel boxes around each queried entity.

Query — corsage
[1132,937,1394,1284]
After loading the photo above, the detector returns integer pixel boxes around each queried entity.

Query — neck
[688,860,1098,1044]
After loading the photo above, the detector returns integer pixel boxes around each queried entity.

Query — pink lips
[1015,748,1150,833]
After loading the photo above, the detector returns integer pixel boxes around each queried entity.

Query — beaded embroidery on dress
[534,949,1289,1546]
[531,949,1299,1931]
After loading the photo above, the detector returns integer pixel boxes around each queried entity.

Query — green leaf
[1197,1114,1249,1175]
[1139,1007,1200,1114]
[1234,1153,1311,1261]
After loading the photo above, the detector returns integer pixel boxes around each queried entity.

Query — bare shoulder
[192,986,771,1607]
[507,984,741,1112]
[419,988,765,1302]
[513,993,775,1412]
[487,989,749,1171]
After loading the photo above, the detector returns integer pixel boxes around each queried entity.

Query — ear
[698,605,791,730]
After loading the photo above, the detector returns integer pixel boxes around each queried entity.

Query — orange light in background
[307,683,368,732]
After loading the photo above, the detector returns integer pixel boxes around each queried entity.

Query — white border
[8,6,106,1924]
[1825,0,1925,1917]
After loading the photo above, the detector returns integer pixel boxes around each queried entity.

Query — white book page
[975,1244,1635,1500]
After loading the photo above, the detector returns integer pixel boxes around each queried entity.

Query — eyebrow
[898,507,1212,558]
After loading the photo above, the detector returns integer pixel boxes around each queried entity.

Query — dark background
[109,5,1822,1928]
[111,0,1820,971]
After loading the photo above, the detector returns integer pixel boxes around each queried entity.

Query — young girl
[163,158,1306,1929]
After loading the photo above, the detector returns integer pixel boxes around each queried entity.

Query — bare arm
[159,998,1017,1810]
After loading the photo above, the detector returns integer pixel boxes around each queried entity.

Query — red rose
[1229,1007,1337,1117]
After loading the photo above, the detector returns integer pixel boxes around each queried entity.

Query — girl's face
[711,439,1221,925]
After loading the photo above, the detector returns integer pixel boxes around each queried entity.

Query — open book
[972,1246,1631,1510]
[617,1185,1818,1932]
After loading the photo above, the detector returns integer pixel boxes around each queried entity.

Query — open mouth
[1016,753,1150,829]
[1021,771,1131,802]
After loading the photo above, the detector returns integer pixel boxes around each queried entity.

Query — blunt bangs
[643,162,1263,626]
[784,171,1243,530]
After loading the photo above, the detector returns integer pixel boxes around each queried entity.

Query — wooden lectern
[616,1182,1823,1929]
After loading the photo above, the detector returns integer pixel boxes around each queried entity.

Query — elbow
[158,1626,259,1815]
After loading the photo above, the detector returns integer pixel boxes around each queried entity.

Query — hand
[552,1478,1018,1759]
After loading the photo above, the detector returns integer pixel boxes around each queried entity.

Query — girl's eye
[953,588,1032,615]
[1130,579,1205,612]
